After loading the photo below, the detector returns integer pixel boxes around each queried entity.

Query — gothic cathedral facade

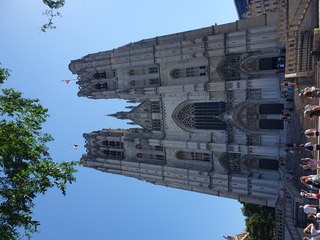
[69,12,285,207]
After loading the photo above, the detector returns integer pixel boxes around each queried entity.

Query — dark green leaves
[241,202,275,240]
[41,1,65,32]
[0,67,79,239]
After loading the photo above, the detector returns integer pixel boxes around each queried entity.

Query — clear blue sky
[0,1,245,239]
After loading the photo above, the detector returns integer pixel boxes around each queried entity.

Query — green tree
[0,65,79,239]
[241,202,276,240]
[41,0,65,32]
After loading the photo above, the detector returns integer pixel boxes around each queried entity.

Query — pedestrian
[299,86,320,98]
[300,158,319,170]
[304,106,320,120]
[300,204,320,214]
[300,190,320,200]
[303,142,320,151]
[303,223,320,239]
[300,175,320,190]
[303,129,320,138]
[307,213,320,223]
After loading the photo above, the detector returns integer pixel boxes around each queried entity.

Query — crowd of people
[295,86,320,239]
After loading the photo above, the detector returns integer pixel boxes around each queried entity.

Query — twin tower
[69,12,286,208]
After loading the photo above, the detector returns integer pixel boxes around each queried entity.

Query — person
[300,163,319,170]
[300,204,320,215]
[300,189,320,199]
[303,129,320,138]
[300,175,320,190]
[301,158,319,167]
[308,213,320,222]
[304,106,320,120]
[299,86,320,98]
[301,158,319,170]
[304,223,320,239]
[303,142,320,151]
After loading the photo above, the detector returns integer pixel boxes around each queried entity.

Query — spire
[108,111,130,120]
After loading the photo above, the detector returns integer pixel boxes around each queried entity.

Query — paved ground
[284,0,320,230]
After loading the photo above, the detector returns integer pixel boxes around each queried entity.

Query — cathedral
[69,12,285,208]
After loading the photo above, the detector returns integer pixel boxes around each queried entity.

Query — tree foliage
[0,65,79,239]
[41,0,65,32]
[241,202,276,240]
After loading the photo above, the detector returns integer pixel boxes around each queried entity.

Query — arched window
[150,102,160,113]
[136,153,165,160]
[216,56,243,80]
[128,66,159,76]
[176,102,227,130]
[93,72,106,79]
[101,150,124,159]
[171,66,207,79]
[176,151,211,162]
[152,119,161,130]
[101,140,123,148]
[218,153,242,172]
[93,70,116,79]
[94,82,108,90]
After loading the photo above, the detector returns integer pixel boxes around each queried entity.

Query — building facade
[234,0,287,19]
[69,12,286,208]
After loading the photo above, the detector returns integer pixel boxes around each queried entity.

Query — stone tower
[69,12,285,207]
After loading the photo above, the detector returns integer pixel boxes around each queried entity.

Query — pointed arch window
[136,153,165,160]
[176,151,211,162]
[93,70,116,79]
[128,66,159,76]
[150,102,160,113]
[219,153,242,173]
[101,140,123,148]
[217,55,242,80]
[176,102,227,130]
[101,150,124,159]
[171,66,207,79]
[94,82,109,90]
[152,119,161,131]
